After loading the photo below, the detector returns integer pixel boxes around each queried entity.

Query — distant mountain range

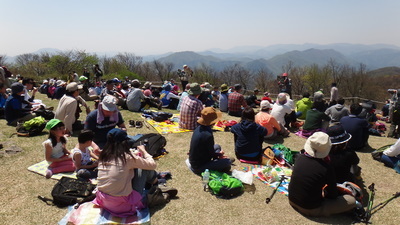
[5,43,400,75]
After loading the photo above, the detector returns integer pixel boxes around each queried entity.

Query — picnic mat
[28,160,77,180]
[58,202,150,225]
[242,165,291,196]
[146,114,225,134]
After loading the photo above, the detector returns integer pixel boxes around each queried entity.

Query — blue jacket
[231,120,267,157]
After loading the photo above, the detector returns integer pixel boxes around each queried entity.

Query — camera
[177,69,186,78]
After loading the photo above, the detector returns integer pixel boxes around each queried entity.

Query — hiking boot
[158,185,178,198]
[147,186,170,207]
[45,169,53,179]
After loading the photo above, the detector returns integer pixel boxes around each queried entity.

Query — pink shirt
[97,152,156,196]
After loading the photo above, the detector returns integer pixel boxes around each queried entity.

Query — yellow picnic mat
[146,114,224,134]
[27,160,77,180]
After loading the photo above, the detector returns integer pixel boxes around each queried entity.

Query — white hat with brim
[304,132,332,158]
[102,95,118,112]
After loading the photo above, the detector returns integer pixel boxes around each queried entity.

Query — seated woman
[93,128,158,217]
[160,84,180,109]
[301,101,331,137]
[288,132,356,217]
[381,138,400,172]
[43,119,75,179]
[255,100,289,139]
[231,107,267,162]
[326,124,360,183]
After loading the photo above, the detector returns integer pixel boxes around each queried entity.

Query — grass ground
[0,93,399,225]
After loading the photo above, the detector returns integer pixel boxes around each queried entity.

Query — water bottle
[202,169,210,191]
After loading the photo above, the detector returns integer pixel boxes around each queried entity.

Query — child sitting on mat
[43,119,75,179]
[72,130,99,181]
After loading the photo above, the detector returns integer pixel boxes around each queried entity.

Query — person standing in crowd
[83,67,91,82]
[330,83,339,106]
[278,73,292,98]
[179,83,204,130]
[228,84,247,117]
[288,132,356,217]
[93,64,103,83]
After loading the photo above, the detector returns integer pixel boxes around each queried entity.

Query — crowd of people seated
[2,65,400,220]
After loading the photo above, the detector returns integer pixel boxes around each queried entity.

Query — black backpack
[51,177,96,207]
[130,133,167,158]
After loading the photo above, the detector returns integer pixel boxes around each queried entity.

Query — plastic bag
[232,169,253,185]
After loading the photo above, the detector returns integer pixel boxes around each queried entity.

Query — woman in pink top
[93,128,157,217]
[255,100,290,139]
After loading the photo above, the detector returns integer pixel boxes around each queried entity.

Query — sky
[2,0,400,57]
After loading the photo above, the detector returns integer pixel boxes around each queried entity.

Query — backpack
[13,116,46,137]
[152,112,173,122]
[51,176,96,207]
[205,170,244,199]
[130,133,167,158]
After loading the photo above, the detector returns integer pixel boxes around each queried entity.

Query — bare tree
[0,55,7,65]
[290,66,308,97]
[281,60,294,74]
[254,69,274,92]
[115,52,143,73]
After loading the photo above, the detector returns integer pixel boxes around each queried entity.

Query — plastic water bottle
[202,169,210,191]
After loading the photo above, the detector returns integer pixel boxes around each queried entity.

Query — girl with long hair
[93,128,158,217]
[43,119,75,179]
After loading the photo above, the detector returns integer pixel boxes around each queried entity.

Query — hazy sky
[3,0,400,56]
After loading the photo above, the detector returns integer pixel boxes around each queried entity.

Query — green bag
[272,143,297,165]
[204,170,244,199]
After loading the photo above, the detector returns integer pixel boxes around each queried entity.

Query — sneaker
[45,169,53,179]
[135,121,143,128]
[147,186,170,207]
[129,120,135,127]
[158,185,178,198]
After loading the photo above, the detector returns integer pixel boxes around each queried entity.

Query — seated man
[325,98,349,124]
[228,84,247,117]
[5,82,36,126]
[188,107,232,174]
[245,89,261,108]
[288,132,356,217]
[340,104,370,150]
[84,95,127,149]
[179,83,203,130]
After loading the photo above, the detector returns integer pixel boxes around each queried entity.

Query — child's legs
[49,158,75,174]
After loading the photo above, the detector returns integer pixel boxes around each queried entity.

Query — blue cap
[107,128,128,143]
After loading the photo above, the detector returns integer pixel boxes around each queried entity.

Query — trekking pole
[266,175,286,204]
[363,183,375,224]
[370,191,400,215]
